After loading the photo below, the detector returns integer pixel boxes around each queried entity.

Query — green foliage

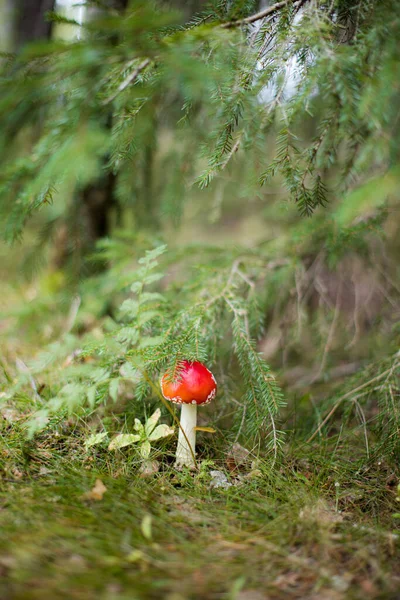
[1,0,399,468]
[15,244,285,455]
[107,408,174,458]
[1,0,400,249]
[0,6,399,594]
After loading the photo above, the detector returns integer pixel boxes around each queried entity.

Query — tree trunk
[51,0,128,275]
[82,174,117,243]
[14,0,55,48]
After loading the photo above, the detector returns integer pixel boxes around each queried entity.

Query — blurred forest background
[0,1,399,599]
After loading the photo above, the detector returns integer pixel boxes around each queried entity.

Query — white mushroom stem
[175,403,197,469]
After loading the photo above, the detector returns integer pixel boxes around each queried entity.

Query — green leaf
[140,440,151,459]
[144,408,161,436]
[139,335,165,348]
[138,310,160,326]
[148,424,175,441]
[85,432,107,449]
[55,383,86,414]
[119,362,142,382]
[90,368,110,384]
[139,292,166,305]
[134,418,144,434]
[138,245,167,265]
[86,386,97,409]
[131,282,143,294]
[108,434,141,450]
[120,299,139,318]
[109,378,120,402]
[143,272,164,285]
[116,327,139,344]
[25,410,50,438]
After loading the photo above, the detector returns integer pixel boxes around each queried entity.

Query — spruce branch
[306,354,400,444]
[103,58,151,105]
[220,135,242,171]
[221,0,304,28]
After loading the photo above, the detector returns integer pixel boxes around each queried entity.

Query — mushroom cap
[160,360,217,406]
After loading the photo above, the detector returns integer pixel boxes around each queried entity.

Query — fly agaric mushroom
[160,360,217,469]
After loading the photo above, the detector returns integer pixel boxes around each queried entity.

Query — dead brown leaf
[1,408,20,423]
[359,579,378,596]
[299,500,344,526]
[274,571,302,589]
[139,460,160,478]
[226,443,251,473]
[11,468,23,480]
[82,479,107,501]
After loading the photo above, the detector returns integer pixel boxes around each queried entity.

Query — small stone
[210,470,232,489]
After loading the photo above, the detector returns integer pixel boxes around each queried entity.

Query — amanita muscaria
[161,360,217,469]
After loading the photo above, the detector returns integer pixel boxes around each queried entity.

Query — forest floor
[0,421,399,600]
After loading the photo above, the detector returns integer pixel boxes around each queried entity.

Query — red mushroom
[161,360,217,468]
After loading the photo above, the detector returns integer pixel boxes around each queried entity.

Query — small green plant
[107,408,174,458]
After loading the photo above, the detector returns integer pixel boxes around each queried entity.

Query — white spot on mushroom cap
[170,396,183,404]
[203,366,217,384]
[195,387,216,406]
[160,376,183,404]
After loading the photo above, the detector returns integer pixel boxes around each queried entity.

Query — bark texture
[15,0,55,48]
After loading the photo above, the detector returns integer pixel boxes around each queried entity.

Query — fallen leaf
[126,549,146,563]
[141,514,152,540]
[39,466,52,476]
[226,443,251,473]
[68,554,87,570]
[359,579,378,596]
[82,479,107,501]
[299,500,344,526]
[194,426,216,433]
[1,408,19,423]
[139,460,160,478]
[274,572,301,589]
[11,468,23,480]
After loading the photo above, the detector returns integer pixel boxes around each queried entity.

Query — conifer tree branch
[221,0,303,28]
[220,136,242,170]
[103,58,151,105]
[306,357,400,444]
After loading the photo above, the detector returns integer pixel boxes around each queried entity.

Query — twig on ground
[310,277,343,384]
